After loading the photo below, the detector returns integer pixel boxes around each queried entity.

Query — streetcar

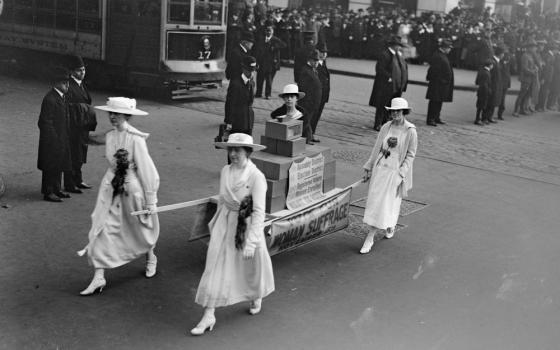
[0,0,227,96]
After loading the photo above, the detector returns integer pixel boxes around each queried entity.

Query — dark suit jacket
[488,56,504,107]
[255,35,286,73]
[426,50,454,102]
[369,48,408,108]
[293,43,315,83]
[225,44,250,80]
[67,79,97,164]
[475,68,491,108]
[317,60,330,104]
[37,89,72,172]
[225,76,255,133]
[298,64,322,116]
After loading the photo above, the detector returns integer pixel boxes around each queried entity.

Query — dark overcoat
[317,60,330,104]
[293,43,315,83]
[225,44,250,80]
[37,89,72,172]
[368,48,408,108]
[254,35,286,74]
[67,79,97,165]
[225,76,255,133]
[426,50,454,102]
[488,56,504,107]
[475,68,491,109]
[298,65,322,117]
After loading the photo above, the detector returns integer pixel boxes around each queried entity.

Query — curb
[281,62,520,95]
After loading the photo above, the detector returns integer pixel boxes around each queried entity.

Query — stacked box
[252,145,333,180]
[265,119,303,140]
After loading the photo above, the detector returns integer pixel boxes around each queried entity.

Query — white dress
[78,122,160,268]
[195,160,275,308]
[363,126,405,230]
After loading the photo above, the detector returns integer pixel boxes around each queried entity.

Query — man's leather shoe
[488,119,497,123]
[44,194,63,202]
[55,191,71,198]
[77,182,92,189]
[435,120,446,124]
[427,121,437,126]
[497,116,504,120]
[65,187,83,194]
[312,138,321,143]
[474,120,484,125]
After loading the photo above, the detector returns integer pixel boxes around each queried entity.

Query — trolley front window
[168,0,191,24]
[193,0,222,25]
[167,32,225,60]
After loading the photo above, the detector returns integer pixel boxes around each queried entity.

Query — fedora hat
[279,83,305,99]
[385,97,411,111]
[67,55,85,69]
[242,55,258,70]
[95,97,148,116]
[215,133,266,151]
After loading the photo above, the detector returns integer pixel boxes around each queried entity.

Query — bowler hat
[307,49,320,61]
[242,55,258,70]
[67,55,85,70]
[51,66,70,83]
[241,31,255,43]
[385,35,404,47]
[316,42,328,52]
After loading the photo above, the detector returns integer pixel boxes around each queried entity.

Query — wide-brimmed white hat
[215,133,266,151]
[385,97,411,111]
[279,84,305,99]
[95,97,148,116]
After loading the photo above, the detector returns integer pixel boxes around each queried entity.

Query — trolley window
[193,0,222,25]
[168,0,191,24]
[167,32,225,60]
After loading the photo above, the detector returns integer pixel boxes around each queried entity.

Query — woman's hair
[236,195,253,250]
[109,112,132,121]
[111,148,129,199]
[243,146,253,157]
[403,109,410,115]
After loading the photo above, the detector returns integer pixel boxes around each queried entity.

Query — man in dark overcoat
[368,35,408,131]
[497,49,512,119]
[311,44,330,143]
[297,49,322,144]
[483,46,505,123]
[225,31,254,81]
[293,31,316,83]
[37,67,73,202]
[65,55,97,192]
[425,39,455,126]
[254,22,287,99]
[224,55,257,136]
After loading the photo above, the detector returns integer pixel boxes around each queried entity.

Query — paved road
[1,69,559,350]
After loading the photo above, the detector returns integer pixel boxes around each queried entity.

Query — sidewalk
[285,57,521,93]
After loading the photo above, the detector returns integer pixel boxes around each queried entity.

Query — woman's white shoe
[360,235,375,254]
[249,298,262,315]
[385,227,395,239]
[80,277,106,296]
[145,255,157,278]
[190,314,216,336]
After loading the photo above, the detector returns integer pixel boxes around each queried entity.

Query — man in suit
[425,39,455,126]
[225,31,254,81]
[255,22,286,99]
[224,55,257,136]
[65,55,97,192]
[483,46,505,123]
[311,44,330,143]
[37,67,73,202]
[497,48,512,119]
[368,35,408,131]
[293,31,316,83]
[513,41,538,116]
[297,49,322,144]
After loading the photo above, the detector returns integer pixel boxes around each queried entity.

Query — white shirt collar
[53,87,64,97]
[493,56,500,63]
[241,74,250,84]
[240,44,248,53]
[388,47,396,55]
[72,76,82,86]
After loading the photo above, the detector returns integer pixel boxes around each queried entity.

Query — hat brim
[385,106,411,110]
[215,142,266,151]
[279,92,306,99]
[95,105,149,116]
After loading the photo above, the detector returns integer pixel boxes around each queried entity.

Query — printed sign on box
[286,154,325,210]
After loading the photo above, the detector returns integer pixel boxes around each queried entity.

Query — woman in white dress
[77,97,160,295]
[360,97,418,254]
[191,133,275,336]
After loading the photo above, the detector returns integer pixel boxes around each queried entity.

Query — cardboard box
[276,137,306,157]
[266,178,288,198]
[252,145,333,180]
[260,135,277,154]
[266,195,286,213]
[265,119,303,140]
[323,176,336,193]
[323,160,336,179]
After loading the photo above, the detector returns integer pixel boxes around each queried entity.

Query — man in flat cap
[368,35,408,131]
[225,31,254,81]
[65,55,97,192]
[37,67,73,202]
[225,55,257,136]
[425,39,455,126]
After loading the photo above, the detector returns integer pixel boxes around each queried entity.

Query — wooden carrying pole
[131,197,216,216]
